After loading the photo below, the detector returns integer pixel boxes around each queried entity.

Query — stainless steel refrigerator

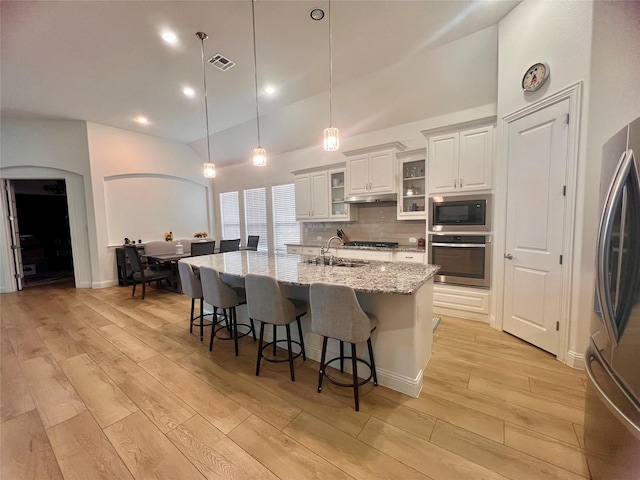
[585,116,640,479]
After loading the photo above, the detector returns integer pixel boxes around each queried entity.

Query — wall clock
[521,62,550,92]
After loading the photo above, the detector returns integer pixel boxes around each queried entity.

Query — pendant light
[250,0,266,166]
[196,31,216,178]
[323,0,339,151]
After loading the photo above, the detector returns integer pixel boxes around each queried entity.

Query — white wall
[0,118,216,291]
[496,0,640,365]
[496,0,594,365]
[212,104,497,238]
[0,119,94,291]
[85,122,215,287]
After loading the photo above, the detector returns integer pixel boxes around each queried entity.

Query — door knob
[504,253,513,259]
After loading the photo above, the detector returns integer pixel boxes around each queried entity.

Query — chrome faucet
[320,235,342,264]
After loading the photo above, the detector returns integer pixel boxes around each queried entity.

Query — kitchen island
[181,251,439,397]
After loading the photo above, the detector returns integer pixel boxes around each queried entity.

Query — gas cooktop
[342,241,399,248]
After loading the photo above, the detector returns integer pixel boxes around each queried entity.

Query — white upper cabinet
[426,122,493,194]
[458,126,493,192]
[396,148,427,220]
[428,133,459,193]
[328,168,354,221]
[344,142,406,196]
[294,171,328,220]
[293,162,354,222]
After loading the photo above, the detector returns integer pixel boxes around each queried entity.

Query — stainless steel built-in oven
[428,194,491,232]
[428,234,491,288]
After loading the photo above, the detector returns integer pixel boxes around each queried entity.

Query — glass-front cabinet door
[397,150,426,220]
[328,169,353,221]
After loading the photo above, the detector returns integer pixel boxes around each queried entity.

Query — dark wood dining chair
[246,235,259,251]
[125,245,170,299]
[219,238,240,253]
[191,240,215,256]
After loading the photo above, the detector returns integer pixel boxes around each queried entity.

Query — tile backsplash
[302,204,425,246]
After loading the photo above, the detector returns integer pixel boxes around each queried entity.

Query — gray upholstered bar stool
[309,282,378,411]
[245,274,307,381]
[199,266,255,356]
[177,261,214,341]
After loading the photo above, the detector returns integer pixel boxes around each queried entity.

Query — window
[220,191,240,240]
[272,183,300,252]
[244,187,268,251]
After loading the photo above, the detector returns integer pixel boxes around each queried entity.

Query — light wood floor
[1,281,589,480]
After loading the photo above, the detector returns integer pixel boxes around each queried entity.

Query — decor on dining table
[193,231,209,238]
[164,231,173,242]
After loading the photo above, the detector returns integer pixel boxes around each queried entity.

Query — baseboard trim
[566,350,585,370]
[91,279,117,289]
[303,343,423,397]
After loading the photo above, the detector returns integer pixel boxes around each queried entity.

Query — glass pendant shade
[203,162,216,178]
[252,147,266,167]
[323,127,339,151]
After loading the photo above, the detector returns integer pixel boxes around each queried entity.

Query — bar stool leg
[272,324,277,357]
[232,307,239,356]
[209,306,219,351]
[285,324,295,382]
[318,336,328,393]
[351,343,359,411]
[340,341,344,372]
[199,298,204,341]
[296,318,306,360]
[256,321,265,376]
[249,318,257,341]
[189,298,195,333]
[367,338,378,386]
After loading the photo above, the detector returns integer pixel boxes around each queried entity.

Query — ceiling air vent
[208,53,235,71]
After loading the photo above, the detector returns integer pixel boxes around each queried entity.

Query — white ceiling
[1,0,520,166]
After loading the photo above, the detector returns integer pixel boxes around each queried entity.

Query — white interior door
[503,98,570,354]
[4,180,23,290]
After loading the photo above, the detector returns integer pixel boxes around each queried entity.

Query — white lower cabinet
[302,246,321,256]
[287,245,321,255]
[433,284,490,322]
[393,251,425,263]
[335,248,393,262]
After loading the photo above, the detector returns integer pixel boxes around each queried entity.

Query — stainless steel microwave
[428,194,491,232]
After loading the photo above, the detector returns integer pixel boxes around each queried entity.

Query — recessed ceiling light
[264,85,276,95]
[135,116,149,125]
[161,31,178,44]
[183,87,195,97]
[310,8,324,21]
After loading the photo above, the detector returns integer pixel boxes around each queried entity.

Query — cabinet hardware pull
[460,179,463,187]
[454,179,457,188]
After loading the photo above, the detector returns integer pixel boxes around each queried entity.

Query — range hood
[343,193,397,204]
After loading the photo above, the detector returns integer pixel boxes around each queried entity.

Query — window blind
[272,183,300,252]
[220,191,240,240]
[244,187,268,251]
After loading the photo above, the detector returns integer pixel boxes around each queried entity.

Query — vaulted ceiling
[1,1,520,165]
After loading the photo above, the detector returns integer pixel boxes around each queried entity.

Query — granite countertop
[182,251,438,295]
[286,243,426,253]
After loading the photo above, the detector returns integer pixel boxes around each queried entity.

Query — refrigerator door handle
[595,149,636,346]
[586,340,640,441]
